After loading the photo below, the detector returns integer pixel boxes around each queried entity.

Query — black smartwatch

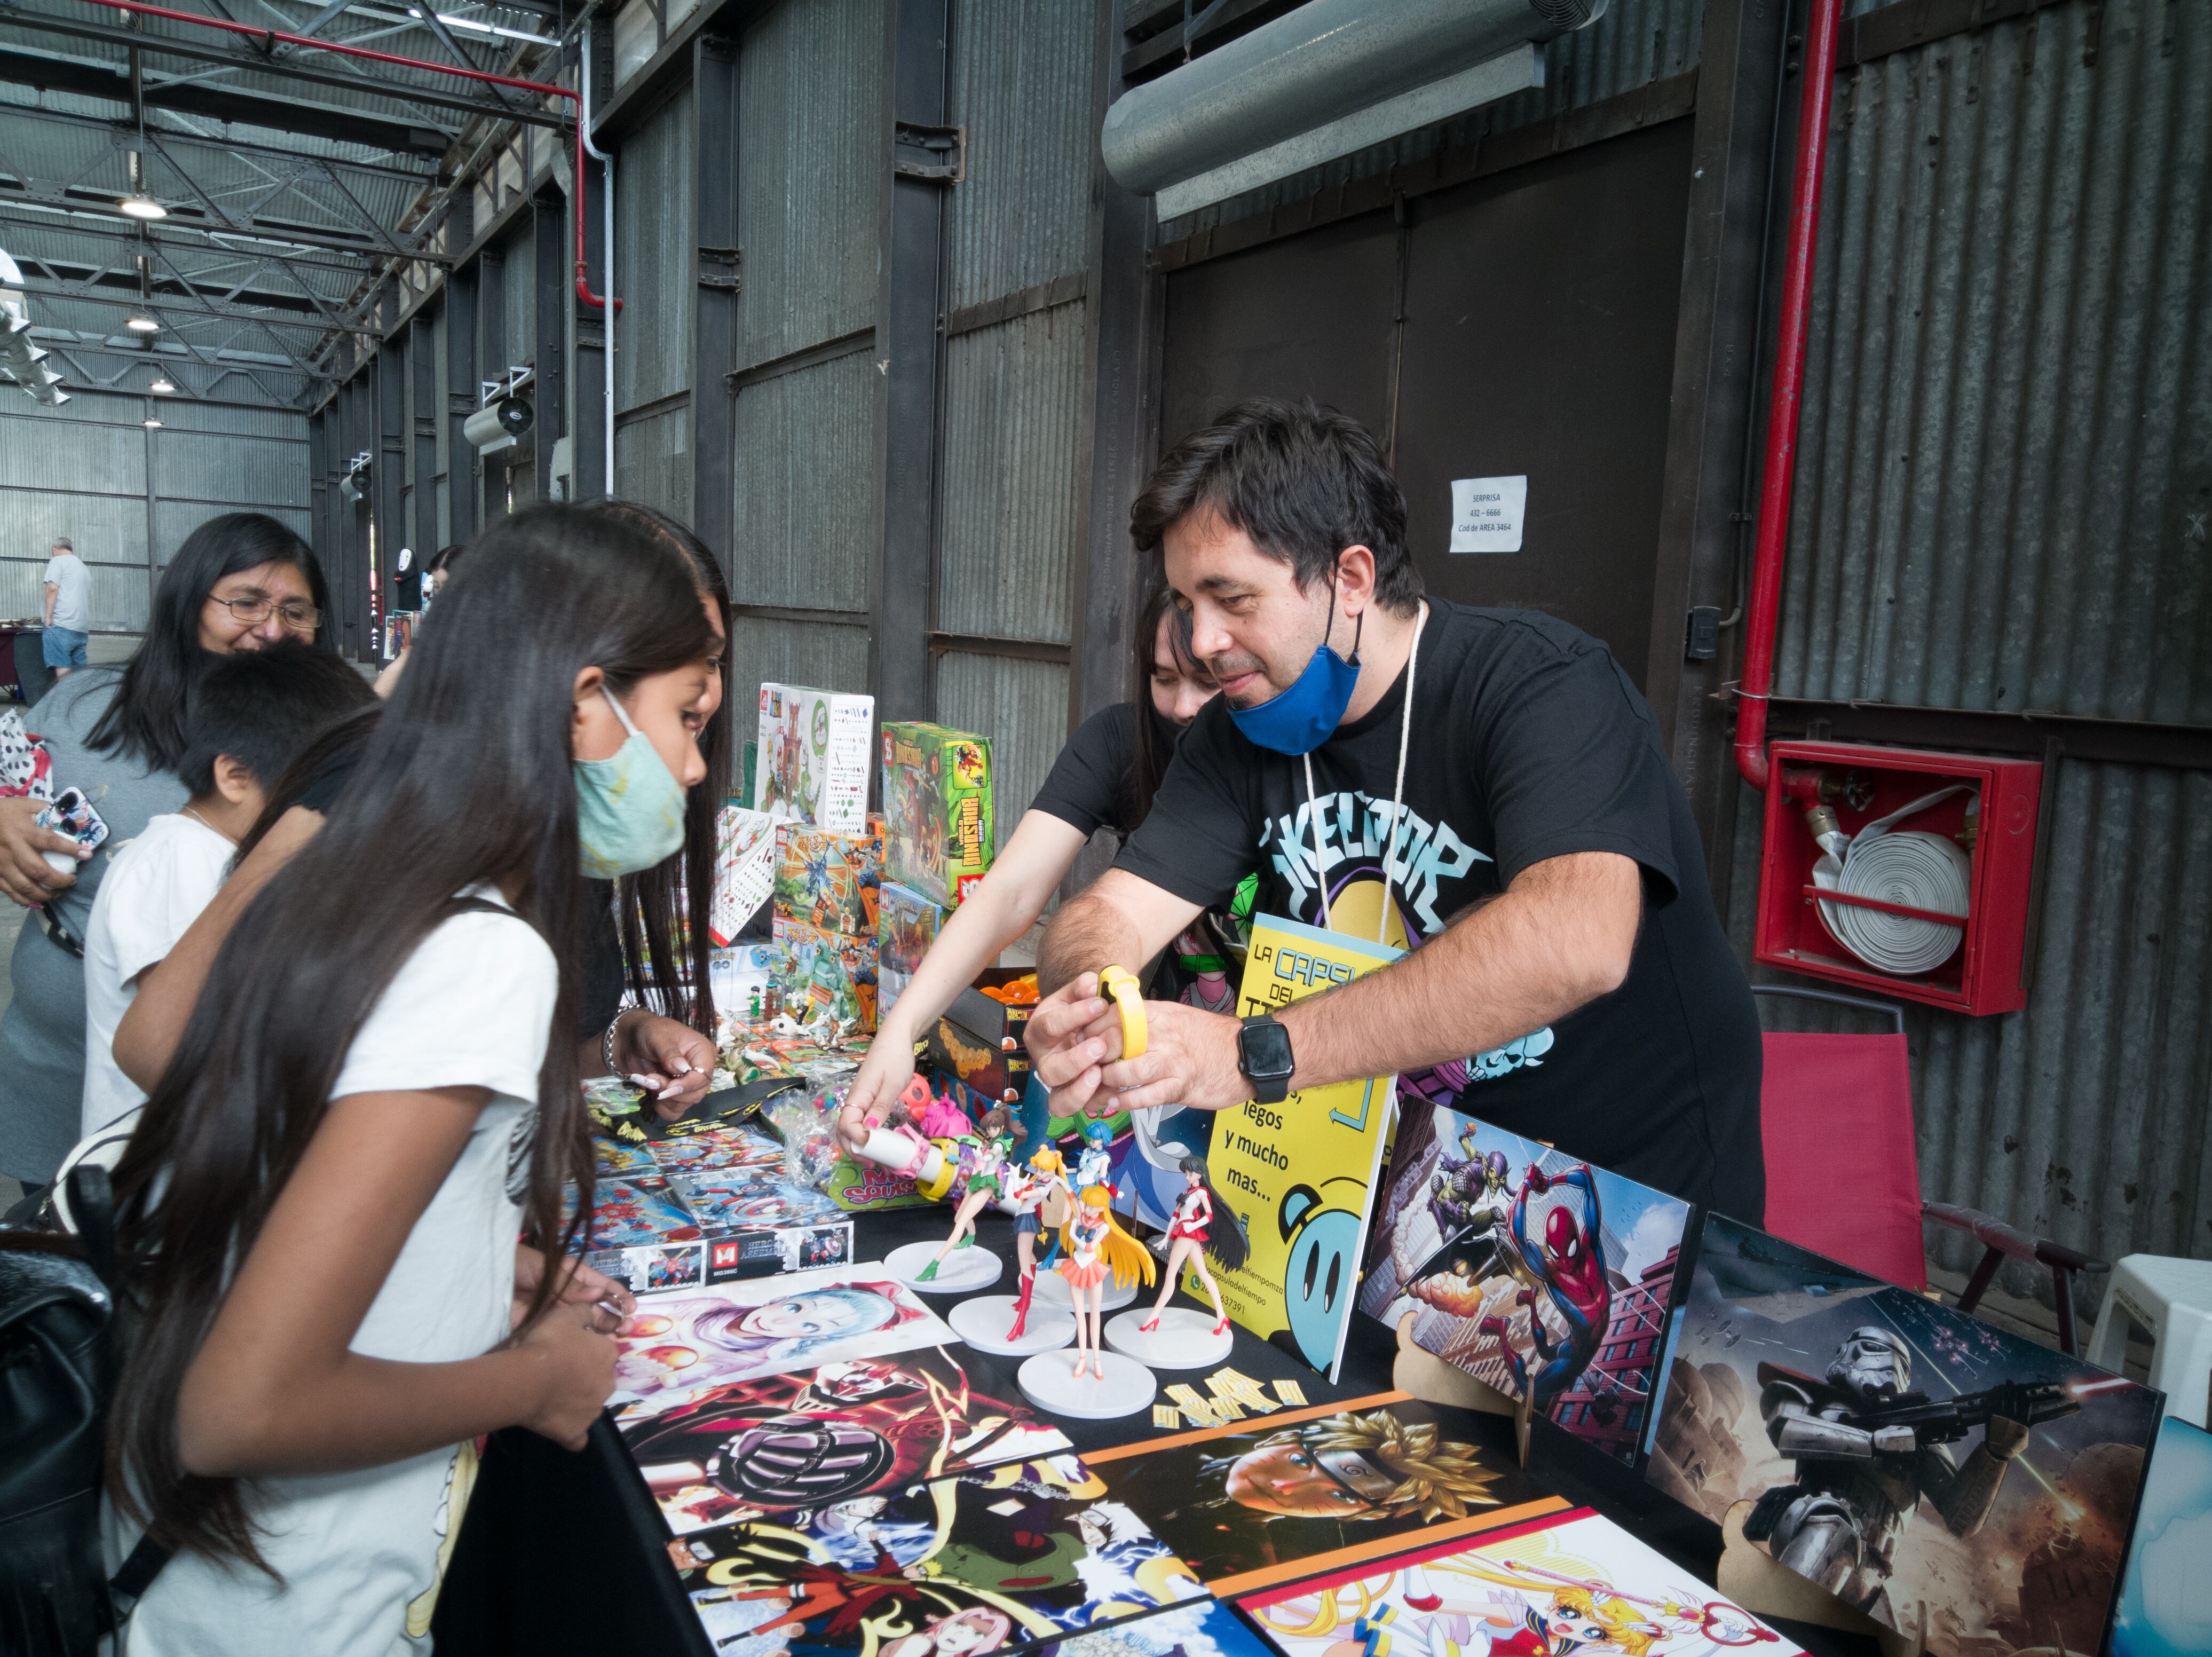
[1237,1013,1294,1105]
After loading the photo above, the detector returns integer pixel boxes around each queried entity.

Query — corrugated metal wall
[1158,0,1707,241]
[614,84,698,522]
[0,391,309,631]
[933,0,1097,845]
[1780,0,2212,723]
[727,0,881,697]
[1722,0,2212,1289]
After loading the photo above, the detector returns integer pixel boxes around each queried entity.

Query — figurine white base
[1018,1347,1157,1419]
[1033,1265,1139,1311]
[1103,1306,1233,1369]
[885,1240,1001,1294]
[948,1292,1075,1355]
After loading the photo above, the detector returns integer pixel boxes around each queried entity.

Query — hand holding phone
[36,787,108,875]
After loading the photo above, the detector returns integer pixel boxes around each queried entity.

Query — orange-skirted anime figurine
[1056,1186,1154,1379]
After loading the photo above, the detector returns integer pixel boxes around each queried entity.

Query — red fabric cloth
[1759,1031,1927,1291]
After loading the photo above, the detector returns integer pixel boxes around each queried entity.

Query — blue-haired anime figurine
[1074,1119,1118,1199]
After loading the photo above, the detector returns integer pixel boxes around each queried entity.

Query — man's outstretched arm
[1077,851,1642,1115]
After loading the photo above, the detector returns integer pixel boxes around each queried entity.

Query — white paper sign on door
[1449,475,1528,553]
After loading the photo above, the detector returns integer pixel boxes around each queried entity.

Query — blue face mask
[574,687,688,878]
[1227,587,1364,756]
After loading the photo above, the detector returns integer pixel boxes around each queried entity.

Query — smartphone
[37,786,109,874]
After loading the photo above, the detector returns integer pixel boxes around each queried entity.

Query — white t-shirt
[114,896,557,1657]
[44,550,90,630]
[80,812,236,1138]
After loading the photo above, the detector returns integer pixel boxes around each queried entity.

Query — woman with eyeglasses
[0,512,331,1193]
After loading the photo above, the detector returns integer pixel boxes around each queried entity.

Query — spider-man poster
[1358,1108,1691,1470]
[622,1346,1071,1536]
[669,1454,1206,1657]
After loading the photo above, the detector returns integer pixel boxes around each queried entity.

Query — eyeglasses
[208,594,320,632]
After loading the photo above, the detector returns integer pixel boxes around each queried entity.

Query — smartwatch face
[1241,1018,1293,1080]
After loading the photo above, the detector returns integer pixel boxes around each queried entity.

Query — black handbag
[0,1167,165,1656]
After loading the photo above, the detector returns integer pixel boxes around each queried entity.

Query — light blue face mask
[1226,577,1364,757]
[574,686,688,878]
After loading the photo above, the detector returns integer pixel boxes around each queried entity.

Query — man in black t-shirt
[1028,399,1764,1221]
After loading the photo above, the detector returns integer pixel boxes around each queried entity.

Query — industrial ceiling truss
[0,0,579,408]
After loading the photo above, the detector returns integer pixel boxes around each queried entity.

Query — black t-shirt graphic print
[1116,601,1764,1222]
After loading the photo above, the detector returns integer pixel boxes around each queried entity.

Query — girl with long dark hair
[112,500,737,1121]
[104,504,717,1648]
[0,512,330,1189]
[837,579,1220,1146]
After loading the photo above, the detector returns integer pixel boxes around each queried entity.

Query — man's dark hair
[1129,397,1423,615]
[179,640,377,798]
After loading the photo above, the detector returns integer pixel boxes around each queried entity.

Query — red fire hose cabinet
[1752,740,2043,1016]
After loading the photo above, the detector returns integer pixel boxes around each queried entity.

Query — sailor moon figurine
[1073,1119,1118,1200]
[1057,1186,1154,1379]
[915,1133,1009,1282]
[1140,1155,1247,1337]
[1002,1147,1073,1339]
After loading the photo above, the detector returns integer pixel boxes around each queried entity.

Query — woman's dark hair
[1125,578,1205,831]
[88,512,331,771]
[585,500,733,1036]
[1129,397,1422,616]
[107,503,716,1572]
[1178,1155,1250,1273]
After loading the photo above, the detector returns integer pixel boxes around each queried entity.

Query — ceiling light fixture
[119,150,167,220]
[405,7,555,44]
[143,415,163,428]
[149,374,176,393]
[125,310,160,334]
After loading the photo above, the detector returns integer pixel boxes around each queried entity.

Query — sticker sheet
[622,1345,1072,1535]
[669,1453,1207,1656]
[613,1264,955,1413]
[1084,1391,1562,1596]
[1240,1505,1804,1656]
[1645,1214,2159,1657]
[1358,1106,1692,1469]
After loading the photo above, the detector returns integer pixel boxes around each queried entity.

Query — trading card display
[1241,1505,1804,1657]
[613,1266,957,1412]
[1086,1392,1562,1595]
[2109,1414,2212,1657]
[669,1453,1206,1656]
[1025,1599,1278,1657]
[1359,1106,1692,1467]
[623,1346,1072,1535]
[1646,1215,2159,1656]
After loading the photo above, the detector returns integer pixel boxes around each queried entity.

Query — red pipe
[72,0,615,310]
[1734,0,1844,793]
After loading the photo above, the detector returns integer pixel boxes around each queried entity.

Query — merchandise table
[432,1203,1874,1657]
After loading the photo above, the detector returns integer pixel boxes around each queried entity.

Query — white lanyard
[1302,602,1424,943]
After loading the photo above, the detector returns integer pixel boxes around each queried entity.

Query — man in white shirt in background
[41,536,91,677]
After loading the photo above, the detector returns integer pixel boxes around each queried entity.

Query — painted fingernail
[659,1085,682,1100]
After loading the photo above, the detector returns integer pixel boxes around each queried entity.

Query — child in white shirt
[81,641,376,1136]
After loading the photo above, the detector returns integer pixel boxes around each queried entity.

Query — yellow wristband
[1098,965,1147,1060]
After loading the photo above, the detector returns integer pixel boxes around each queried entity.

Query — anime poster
[1205,914,1402,1380]
[1358,1106,1692,1469]
[2110,1414,2212,1657]
[623,1345,1072,1535]
[669,1453,1207,1656]
[1645,1215,2159,1656]
[1024,1600,1278,1657]
[1085,1391,1563,1596]
[1240,1505,1802,1657]
[612,1265,955,1414]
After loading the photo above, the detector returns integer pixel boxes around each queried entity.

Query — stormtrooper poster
[1358,1106,1693,1470]
[1646,1214,2159,1656]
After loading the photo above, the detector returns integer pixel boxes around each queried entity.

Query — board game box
[773,914,879,1036]
[774,818,883,937]
[881,721,993,906]
[755,683,874,835]
[877,878,950,1017]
